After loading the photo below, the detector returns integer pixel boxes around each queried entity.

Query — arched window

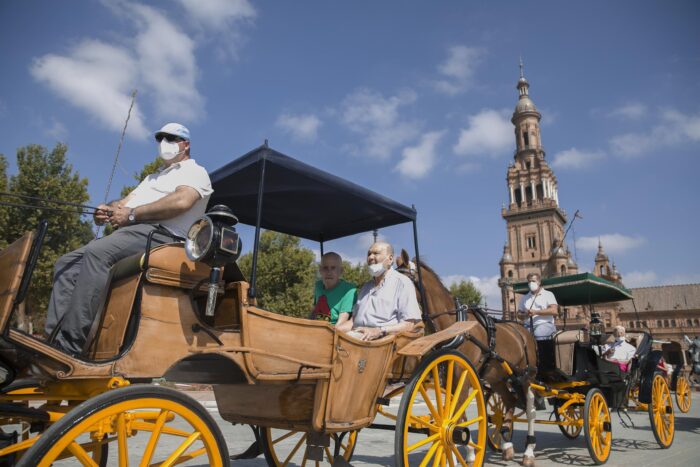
[600,265,605,275]
[657,320,663,327]
[560,265,566,274]
[671,319,676,327]
[664,320,670,327]
[508,270,513,278]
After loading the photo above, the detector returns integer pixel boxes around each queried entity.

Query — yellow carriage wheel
[260,428,358,466]
[485,390,512,452]
[674,374,692,413]
[583,388,612,465]
[395,349,486,467]
[649,374,674,448]
[18,384,228,467]
[554,402,583,439]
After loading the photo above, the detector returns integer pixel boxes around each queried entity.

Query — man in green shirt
[311,252,357,327]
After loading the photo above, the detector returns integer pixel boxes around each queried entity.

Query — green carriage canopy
[512,272,633,306]
[208,144,417,242]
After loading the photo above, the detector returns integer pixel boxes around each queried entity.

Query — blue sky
[1,1,698,307]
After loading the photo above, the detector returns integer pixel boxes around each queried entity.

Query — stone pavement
[174,391,700,467]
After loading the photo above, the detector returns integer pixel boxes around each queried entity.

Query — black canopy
[208,145,417,242]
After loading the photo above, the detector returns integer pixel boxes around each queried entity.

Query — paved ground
[203,392,700,467]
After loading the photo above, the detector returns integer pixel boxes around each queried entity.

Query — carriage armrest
[397,321,478,358]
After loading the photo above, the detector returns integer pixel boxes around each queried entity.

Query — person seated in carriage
[338,242,421,341]
[44,122,213,356]
[310,252,357,327]
[600,325,636,372]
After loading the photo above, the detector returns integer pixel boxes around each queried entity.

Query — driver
[518,272,558,340]
[44,123,212,356]
[338,242,421,341]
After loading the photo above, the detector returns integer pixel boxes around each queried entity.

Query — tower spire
[519,56,524,79]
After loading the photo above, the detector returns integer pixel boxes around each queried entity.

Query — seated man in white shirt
[45,123,213,355]
[601,326,636,371]
[517,272,558,341]
[337,242,422,341]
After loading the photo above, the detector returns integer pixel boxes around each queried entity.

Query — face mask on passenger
[368,262,386,277]
[528,281,539,292]
[158,139,183,160]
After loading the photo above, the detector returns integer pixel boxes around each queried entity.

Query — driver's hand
[108,205,131,229]
[94,204,112,226]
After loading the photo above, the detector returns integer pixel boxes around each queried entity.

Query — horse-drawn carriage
[485,273,675,464]
[0,145,490,466]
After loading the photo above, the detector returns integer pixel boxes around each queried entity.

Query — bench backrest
[0,232,35,332]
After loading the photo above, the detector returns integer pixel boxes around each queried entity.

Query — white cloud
[177,0,256,60]
[609,108,700,158]
[30,39,148,139]
[551,147,605,169]
[623,271,700,288]
[126,3,204,121]
[47,118,68,140]
[453,109,512,158]
[178,0,255,30]
[339,88,420,160]
[433,46,484,95]
[276,113,322,142]
[443,274,502,310]
[608,102,648,120]
[577,234,646,254]
[395,130,445,179]
[624,271,658,288]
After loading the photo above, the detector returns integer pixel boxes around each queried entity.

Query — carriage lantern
[185,204,241,316]
[589,311,605,345]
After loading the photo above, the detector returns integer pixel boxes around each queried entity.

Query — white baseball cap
[155,122,190,141]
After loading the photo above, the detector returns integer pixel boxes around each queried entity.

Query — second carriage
[485,273,675,465]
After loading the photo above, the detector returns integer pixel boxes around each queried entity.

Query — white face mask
[615,336,625,342]
[158,140,183,160]
[368,262,387,277]
[528,281,539,293]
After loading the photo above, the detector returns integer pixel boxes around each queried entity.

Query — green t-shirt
[313,279,358,324]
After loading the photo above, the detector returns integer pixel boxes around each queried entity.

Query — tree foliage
[237,231,316,318]
[449,280,483,307]
[0,144,93,330]
[342,260,371,289]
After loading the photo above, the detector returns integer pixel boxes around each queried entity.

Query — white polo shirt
[125,158,212,237]
[601,339,636,363]
[352,268,422,328]
[518,288,558,340]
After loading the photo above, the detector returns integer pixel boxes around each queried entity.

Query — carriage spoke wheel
[674,375,692,413]
[18,385,228,467]
[395,349,486,467]
[485,391,511,452]
[649,374,674,448]
[261,428,358,466]
[583,388,611,465]
[554,402,583,439]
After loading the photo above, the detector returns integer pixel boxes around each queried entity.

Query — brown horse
[397,250,540,466]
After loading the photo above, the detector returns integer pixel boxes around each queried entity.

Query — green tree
[449,280,483,307]
[1,144,93,331]
[237,231,316,317]
[342,260,371,289]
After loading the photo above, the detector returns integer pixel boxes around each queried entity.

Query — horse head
[396,249,460,332]
[686,335,700,375]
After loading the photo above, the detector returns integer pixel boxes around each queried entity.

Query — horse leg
[522,386,537,467]
[502,406,515,461]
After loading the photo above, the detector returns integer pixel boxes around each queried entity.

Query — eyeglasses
[155,133,185,143]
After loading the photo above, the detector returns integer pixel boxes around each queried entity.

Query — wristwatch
[127,208,136,224]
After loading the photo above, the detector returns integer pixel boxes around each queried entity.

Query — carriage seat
[86,243,212,360]
[554,330,585,376]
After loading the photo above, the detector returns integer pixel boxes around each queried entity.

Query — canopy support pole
[411,205,430,324]
[249,156,267,299]
[319,236,324,257]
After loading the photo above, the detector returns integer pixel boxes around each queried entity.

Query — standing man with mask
[338,242,421,341]
[45,123,213,355]
[518,272,558,340]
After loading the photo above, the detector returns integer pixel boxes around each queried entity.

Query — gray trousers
[44,224,170,355]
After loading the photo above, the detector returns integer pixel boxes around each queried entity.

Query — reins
[0,191,110,216]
